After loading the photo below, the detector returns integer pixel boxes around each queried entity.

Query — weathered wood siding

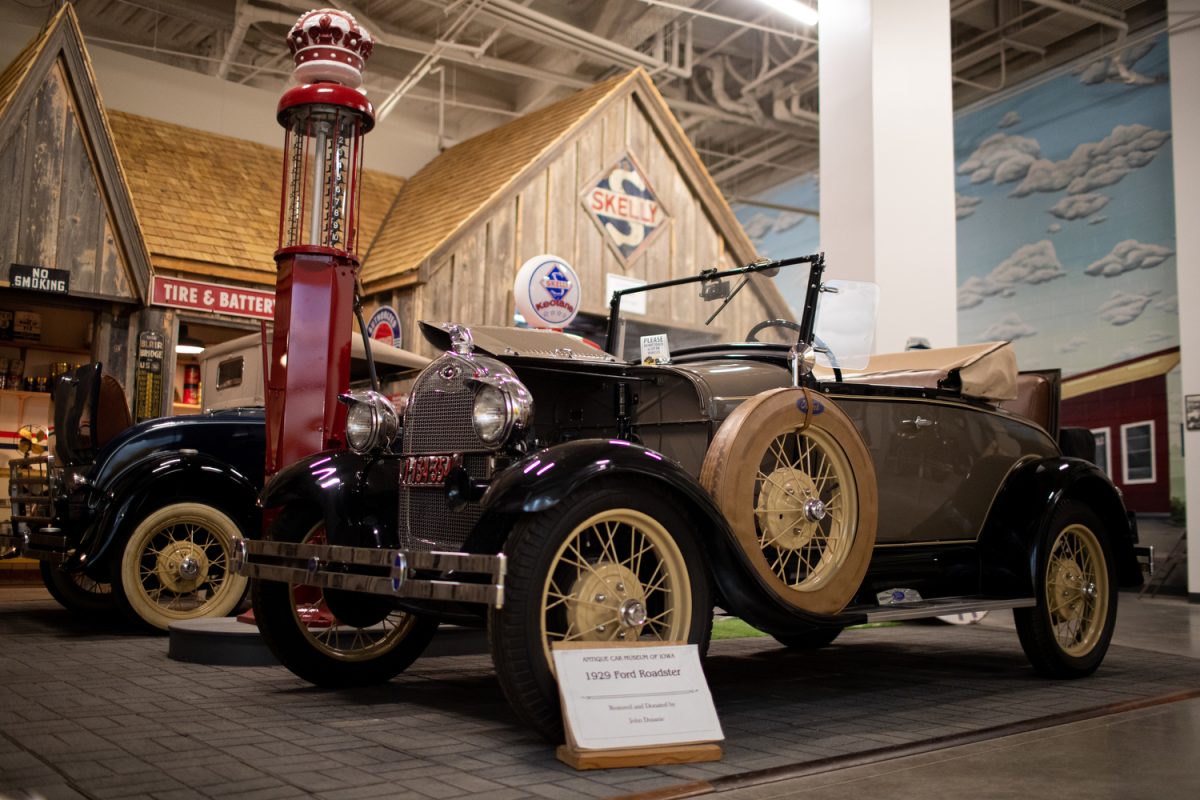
[0,61,134,301]
[376,90,776,358]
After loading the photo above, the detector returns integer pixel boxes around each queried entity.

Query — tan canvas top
[360,71,634,292]
[108,111,404,286]
[816,341,1019,401]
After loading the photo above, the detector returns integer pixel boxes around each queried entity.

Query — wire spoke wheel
[491,483,711,741]
[40,562,115,615]
[540,509,692,668]
[252,505,437,688]
[1015,501,1117,678]
[1044,523,1108,657]
[702,388,876,616]
[753,425,857,592]
[117,503,247,630]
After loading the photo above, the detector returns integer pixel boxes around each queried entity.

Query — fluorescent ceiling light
[757,0,819,26]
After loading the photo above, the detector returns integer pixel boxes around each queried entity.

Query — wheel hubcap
[1045,523,1108,656]
[156,541,209,593]
[757,467,821,550]
[568,562,647,639]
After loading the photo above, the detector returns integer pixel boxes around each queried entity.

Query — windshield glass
[599,258,877,369]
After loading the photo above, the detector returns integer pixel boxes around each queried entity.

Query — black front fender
[260,450,400,549]
[979,456,1140,596]
[76,451,260,581]
[477,439,864,634]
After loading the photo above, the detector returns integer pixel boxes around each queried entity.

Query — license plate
[400,454,463,487]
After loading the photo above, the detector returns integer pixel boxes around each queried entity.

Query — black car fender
[978,455,1140,597]
[258,450,400,549]
[76,450,261,581]
[474,439,865,634]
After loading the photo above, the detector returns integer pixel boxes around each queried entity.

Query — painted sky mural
[954,34,1177,377]
[734,34,1177,377]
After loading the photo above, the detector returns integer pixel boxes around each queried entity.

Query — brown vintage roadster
[235,254,1142,739]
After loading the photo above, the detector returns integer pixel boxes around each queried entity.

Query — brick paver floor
[2,598,1198,800]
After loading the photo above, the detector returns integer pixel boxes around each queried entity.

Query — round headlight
[473,384,510,444]
[343,391,399,453]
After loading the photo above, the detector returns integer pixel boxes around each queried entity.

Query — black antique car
[236,254,1143,739]
[0,335,425,630]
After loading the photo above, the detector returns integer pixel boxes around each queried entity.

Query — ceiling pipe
[1025,0,1128,34]
[215,2,296,79]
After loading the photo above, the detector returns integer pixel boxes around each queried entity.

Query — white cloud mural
[1010,124,1171,197]
[957,133,1041,185]
[956,240,1065,309]
[1153,294,1178,313]
[1057,336,1089,354]
[997,111,1021,129]
[741,212,774,239]
[1078,40,1162,86]
[1047,222,1062,234]
[1048,193,1110,220]
[1088,216,1108,225]
[956,193,982,220]
[1084,240,1175,277]
[982,313,1037,341]
[1097,290,1158,326]
[771,211,807,234]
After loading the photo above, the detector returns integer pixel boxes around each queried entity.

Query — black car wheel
[489,481,712,741]
[1014,501,1117,678]
[702,388,877,616]
[40,562,114,614]
[772,627,843,650]
[113,502,249,630]
[252,504,438,688]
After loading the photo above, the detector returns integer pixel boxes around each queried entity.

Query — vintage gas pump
[266,8,374,475]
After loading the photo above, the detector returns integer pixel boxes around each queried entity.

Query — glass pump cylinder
[277,93,372,254]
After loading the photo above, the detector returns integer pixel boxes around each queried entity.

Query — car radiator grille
[398,358,489,552]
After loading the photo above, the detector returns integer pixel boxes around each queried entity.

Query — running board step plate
[862,597,1036,623]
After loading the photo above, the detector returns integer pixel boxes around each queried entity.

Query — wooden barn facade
[359,68,787,357]
[1060,348,1181,514]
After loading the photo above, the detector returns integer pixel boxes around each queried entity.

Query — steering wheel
[746,318,804,342]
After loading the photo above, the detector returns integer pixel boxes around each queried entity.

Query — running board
[861,597,1036,623]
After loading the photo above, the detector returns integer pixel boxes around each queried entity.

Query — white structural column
[818,0,958,353]
[1168,0,1200,600]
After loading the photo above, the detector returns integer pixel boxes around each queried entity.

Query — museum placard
[552,643,723,750]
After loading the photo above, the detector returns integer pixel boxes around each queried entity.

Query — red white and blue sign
[513,255,581,329]
[583,152,669,265]
[367,305,402,348]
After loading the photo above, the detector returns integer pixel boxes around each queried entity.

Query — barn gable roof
[360,68,781,316]
[1062,347,1181,400]
[0,4,151,301]
[108,112,404,287]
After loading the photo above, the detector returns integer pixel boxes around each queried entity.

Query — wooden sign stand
[552,642,723,771]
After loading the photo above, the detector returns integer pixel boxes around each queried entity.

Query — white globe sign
[513,255,581,329]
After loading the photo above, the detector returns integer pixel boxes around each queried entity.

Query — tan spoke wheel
[754,425,858,592]
[540,508,692,670]
[1044,523,1109,658]
[119,502,247,629]
[289,528,421,663]
[702,388,877,615]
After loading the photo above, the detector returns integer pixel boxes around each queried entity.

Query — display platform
[2,595,1198,799]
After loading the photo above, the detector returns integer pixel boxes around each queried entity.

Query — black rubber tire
[40,562,115,615]
[1014,501,1118,678]
[252,504,438,688]
[489,481,713,742]
[772,627,843,650]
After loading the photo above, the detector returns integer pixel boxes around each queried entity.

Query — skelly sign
[583,152,669,265]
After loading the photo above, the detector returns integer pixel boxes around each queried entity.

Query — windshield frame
[602,252,826,359]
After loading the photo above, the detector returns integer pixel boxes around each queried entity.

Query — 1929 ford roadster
[236,253,1142,740]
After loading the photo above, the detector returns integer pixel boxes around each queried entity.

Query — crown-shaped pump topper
[287,8,374,88]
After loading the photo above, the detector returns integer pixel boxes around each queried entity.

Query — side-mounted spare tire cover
[701,387,878,615]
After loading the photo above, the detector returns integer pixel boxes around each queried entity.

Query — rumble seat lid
[815,341,1019,401]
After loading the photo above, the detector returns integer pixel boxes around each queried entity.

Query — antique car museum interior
[0,0,1197,797]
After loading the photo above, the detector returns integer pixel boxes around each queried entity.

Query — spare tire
[701,388,877,615]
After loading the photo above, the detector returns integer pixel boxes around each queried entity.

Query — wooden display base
[555,742,722,770]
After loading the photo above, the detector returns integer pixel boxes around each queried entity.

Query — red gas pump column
[266,9,375,476]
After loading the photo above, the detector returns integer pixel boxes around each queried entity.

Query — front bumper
[232,538,506,609]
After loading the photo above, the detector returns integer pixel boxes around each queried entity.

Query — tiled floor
[1,588,1198,800]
